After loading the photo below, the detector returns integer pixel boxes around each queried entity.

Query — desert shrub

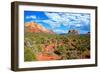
[24,32,90,61]
[24,48,36,61]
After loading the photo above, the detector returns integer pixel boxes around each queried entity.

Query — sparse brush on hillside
[24,32,90,61]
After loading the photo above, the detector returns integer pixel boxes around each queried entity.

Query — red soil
[43,44,56,52]
[36,44,61,61]
[36,53,61,61]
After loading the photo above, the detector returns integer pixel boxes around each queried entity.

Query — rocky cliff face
[68,29,79,35]
[25,22,55,34]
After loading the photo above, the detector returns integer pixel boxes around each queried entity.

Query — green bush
[24,32,90,61]
[24,48,36,61]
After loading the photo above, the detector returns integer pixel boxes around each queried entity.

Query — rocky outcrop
[86,32,90,35]
[68,29,79,35]
[25,22,55,34]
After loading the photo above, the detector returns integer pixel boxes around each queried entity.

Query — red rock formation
[25,22,55,34]
[68,29,79,35]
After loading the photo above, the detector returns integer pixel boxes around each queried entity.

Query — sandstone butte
[25,22,55,34]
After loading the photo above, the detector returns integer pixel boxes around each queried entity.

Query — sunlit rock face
[25,22,55,34]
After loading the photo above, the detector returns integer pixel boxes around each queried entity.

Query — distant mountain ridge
[25,22,55,34]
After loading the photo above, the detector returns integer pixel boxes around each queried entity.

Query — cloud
[43,12,70,28]
[42,20,61,28]
[26,15,37,19]
[44,12,90,29]
[45,12,70,24]
[75,24,82,27]
[53,29,67,34]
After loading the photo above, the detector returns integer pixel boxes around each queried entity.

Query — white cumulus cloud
[26,15,37,19]
[44,12,90,29]
[53,29,67,34]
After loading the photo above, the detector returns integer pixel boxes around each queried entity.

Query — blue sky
[24,11,90,34]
